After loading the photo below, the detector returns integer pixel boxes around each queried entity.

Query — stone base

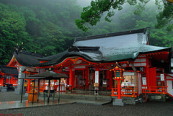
[112,98,124,106]
[123,97,136,104]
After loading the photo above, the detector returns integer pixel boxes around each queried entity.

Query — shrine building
[7,28,173,105]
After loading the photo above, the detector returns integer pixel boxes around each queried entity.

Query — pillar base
[94,87,99,95]
[112,98,124,106]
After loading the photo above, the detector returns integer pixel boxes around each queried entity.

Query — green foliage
[76,0,173,32]
[75,0,118,31]
[0,0,173,65]
[156,2,173,31]
[0,3,30,64]
[76,0,152,31]
[0,0,82,64]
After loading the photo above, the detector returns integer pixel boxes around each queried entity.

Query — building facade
[8,28,173,105]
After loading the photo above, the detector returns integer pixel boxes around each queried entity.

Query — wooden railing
[111,86,137,97]
[142,86,167,94]
[111,86,168,98]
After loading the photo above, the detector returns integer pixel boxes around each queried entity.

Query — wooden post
[69,67,74,89]
[84,68,89,89]
[27,79,31,93]
[106,70,112,90]
[58,78,60,103]
[47,79,51,103]
[117,78,121,99]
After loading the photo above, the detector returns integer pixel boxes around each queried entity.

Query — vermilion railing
[112,86,168,98]
[111,86,137,97]
[142,86,167,94]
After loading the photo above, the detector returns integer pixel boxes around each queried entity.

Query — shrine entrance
[75,70,86,90]
[99,70,108,91]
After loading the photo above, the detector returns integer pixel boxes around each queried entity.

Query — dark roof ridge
[15,50,43,58]
[75,28,148,42]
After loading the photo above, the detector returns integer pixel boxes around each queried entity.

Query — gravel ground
[0,92,173,116]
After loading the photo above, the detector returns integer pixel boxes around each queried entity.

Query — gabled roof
[75,28,148,41]
[9,28,171,67]
[72,28,170,62]
[13,51,43,67]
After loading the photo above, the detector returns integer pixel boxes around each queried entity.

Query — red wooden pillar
[0,78,3,86]
[2,74,5,87]
[117,78,121,99]
[69,67,75,89]
[146,67,156,88]
[27,79,31,93]
[54,80,58,91]
[85,68,89,89]
[106,70,113,90]
[11,76,14,85]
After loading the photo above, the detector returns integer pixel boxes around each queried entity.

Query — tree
[0,3,30,64]
[156,1,173,31]
[0,0,83,63]
[76,0,173,31]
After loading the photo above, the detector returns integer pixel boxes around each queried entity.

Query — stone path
[0,92,173,116]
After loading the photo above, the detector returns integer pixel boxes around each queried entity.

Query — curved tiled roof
[0,65,18,75]
[12,28,171,67]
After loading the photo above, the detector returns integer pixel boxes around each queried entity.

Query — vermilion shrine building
[7,28,173,105]
[0,66,18,87]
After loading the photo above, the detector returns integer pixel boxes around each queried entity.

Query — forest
[0,0,173,65]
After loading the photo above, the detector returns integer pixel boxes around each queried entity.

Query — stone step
[148,94,167,102]
[54,93,112,101]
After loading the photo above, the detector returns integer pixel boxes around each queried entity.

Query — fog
[76,0,92,6]
[75,0,164,34]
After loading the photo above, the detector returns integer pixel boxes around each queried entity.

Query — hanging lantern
[110,66,124,80]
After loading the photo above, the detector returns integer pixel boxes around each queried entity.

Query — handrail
[111,86,168,97]
[111,86,137,97]
[142,86,167,94]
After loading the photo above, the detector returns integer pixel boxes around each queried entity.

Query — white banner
[142,77,147,85]
[123,72,134,76]
[160,74,165,81]
[95,71,99,83]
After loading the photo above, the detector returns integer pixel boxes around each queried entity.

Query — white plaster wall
[167,80,173,96]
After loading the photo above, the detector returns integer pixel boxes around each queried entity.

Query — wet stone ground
[0,91,27,102]
[0,92,173,116]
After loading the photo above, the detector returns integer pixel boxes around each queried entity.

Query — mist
[0,0,172,65]
[76,0,92,6]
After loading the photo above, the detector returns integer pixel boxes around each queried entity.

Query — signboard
[160,74,165,81]
[142,77,147,85]
[95,71,99,83]
[115,71,120,77]
[123,72,134,76]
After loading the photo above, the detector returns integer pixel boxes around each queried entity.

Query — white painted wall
[167,80,173,96]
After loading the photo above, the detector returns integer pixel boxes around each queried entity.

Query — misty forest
[0,0,173,65]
